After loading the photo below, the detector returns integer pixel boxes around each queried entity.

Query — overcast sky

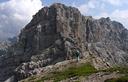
[0,0,128,40]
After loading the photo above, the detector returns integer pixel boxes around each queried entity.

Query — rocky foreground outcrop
[0,3,128,82]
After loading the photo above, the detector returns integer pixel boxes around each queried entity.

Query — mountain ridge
[0,3,128,82]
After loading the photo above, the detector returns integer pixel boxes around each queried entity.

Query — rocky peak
[0,3,128,82]
[17,3,85,59]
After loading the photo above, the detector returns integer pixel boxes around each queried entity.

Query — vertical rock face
[0,3,128,81]
[85,17,128,66]
[15,3,87,64]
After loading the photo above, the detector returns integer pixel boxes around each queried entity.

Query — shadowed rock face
[0,3,128,81]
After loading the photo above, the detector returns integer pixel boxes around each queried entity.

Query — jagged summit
[26,3,80,27]
[0,3,128,82]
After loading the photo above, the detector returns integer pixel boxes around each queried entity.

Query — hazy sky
[0,0,128,40]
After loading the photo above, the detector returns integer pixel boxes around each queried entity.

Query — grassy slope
[25,63,97,82]
[21,62,128,82]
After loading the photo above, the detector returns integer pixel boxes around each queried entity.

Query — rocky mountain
[0,37,17,57]
[0,41,9,56]
[0,3,128,82]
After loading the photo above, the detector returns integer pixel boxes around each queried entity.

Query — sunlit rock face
[0,3,128,82]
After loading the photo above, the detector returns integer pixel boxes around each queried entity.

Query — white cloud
[0,0,43,40]
[77,4,89,15]
[102,0,128,6]
[75,0,96,15]
[88,0,96,9]
[103,0,122,6]
[75,0,102,15]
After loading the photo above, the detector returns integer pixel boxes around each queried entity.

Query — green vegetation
[24,64,128,82]
[35,63,97,82]
[104,76,128,82]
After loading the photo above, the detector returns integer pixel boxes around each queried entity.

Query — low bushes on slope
[32,63,97,82]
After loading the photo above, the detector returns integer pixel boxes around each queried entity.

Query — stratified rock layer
[0,3,128,82]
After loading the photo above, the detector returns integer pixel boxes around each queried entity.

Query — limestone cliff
[0,3,128,82]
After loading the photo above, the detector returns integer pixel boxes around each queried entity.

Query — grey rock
[0,3,128,82]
